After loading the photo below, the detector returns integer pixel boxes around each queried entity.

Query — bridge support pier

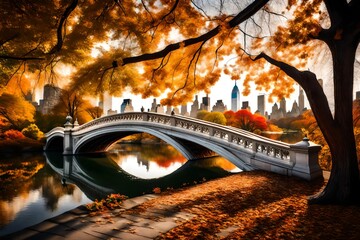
[290,138,322,180]
[63,116,74,155]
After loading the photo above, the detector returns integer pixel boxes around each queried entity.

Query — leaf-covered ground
[129,171,360,240]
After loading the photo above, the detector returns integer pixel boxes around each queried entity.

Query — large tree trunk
[255,36,360,203]
[310,31,360,204]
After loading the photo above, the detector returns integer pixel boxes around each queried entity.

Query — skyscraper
[231,81,240,112]
[120,99,133,113]
[280,97,286,114]
[299,87,305,111]
[38,84,61,114]
[190,95,199,117]
[201,94,210,111]
[257,94,265,116]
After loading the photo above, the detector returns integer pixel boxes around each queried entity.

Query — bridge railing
[72,112,291,162]
[45,126,65,137]
[46,112,322,180]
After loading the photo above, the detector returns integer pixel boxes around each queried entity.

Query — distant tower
[280,97,286,114]
[190,95,199,117]
[121,99,133,113]
[103,91,113,115]
[241,101,250,111]
[299,87,305,111]
[231,81,240,112]
[201,94,210,111]
[181,104,188,116]
[151,99,157,112]
[212,100,227,112]
[257,94,265,116]
[39,84,61,114]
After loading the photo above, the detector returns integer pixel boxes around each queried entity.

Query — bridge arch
[44,129,64,151]
[45,112,323,180]
[73,124,254,171]
[74,125,199,160]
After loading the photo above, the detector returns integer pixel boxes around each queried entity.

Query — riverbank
[0,138,44,153]
[5,170,360,239]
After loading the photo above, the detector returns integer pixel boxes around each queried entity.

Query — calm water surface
[0,143,239,236]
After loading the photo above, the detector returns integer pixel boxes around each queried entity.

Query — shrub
[4,129,25,140]
[21,124,43,140]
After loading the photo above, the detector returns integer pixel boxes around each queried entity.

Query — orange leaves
[224,109,267,133]
[3,129,25,140]
[146,171,360,240]
[86,193,128,212]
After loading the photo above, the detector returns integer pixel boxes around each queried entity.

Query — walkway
[4,194,194,240]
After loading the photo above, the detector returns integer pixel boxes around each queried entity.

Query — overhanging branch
[48,0,78,54]
[254,52,337,140]
[121,0,269,66]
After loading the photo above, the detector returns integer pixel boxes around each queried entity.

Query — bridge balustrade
[45,112,323,181]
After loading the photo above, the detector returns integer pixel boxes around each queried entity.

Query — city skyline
[111,77,310,115]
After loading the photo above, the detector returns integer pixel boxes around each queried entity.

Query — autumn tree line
[0,90,104,152]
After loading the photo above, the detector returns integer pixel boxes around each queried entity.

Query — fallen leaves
[129,171,360,240]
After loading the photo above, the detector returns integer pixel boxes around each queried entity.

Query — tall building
[257,94,265,116]
[241,101,250,110]
[299,87,305,111]
[156,104,164,113]
[280,97,286,114]
[181,104,188,116]
[231,81,240,112]
[190,95,199,117]
[151,98,157,112]
[120,99,133,113]
[212,100,227,112]
[200,94,210,111]
[38,84,62,114]
[102,91,113,115]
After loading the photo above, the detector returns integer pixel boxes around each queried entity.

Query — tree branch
[253,52,338,143]
[49,0,78,54]
[121,0,269,66]
[0,55,44,60]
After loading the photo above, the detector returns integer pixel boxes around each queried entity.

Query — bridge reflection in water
[45,144,238,201]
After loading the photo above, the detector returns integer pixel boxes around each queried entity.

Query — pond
[0,143,240,236]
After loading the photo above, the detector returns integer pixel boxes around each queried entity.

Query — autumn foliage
[3,129,25,140]
[224,110,267,134]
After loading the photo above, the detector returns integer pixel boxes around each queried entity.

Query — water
[0,143,239,236]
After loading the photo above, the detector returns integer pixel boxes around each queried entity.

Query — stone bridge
[44,112,323,180]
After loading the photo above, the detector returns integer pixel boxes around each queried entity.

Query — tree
[85,106,103,120]
[224,110,267,133]
[52,89,92,124]
[196,110,210,121]
[21,123,43,140]
[203,112,227,125]
[0,93,35,130]
[1,0,359,203]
